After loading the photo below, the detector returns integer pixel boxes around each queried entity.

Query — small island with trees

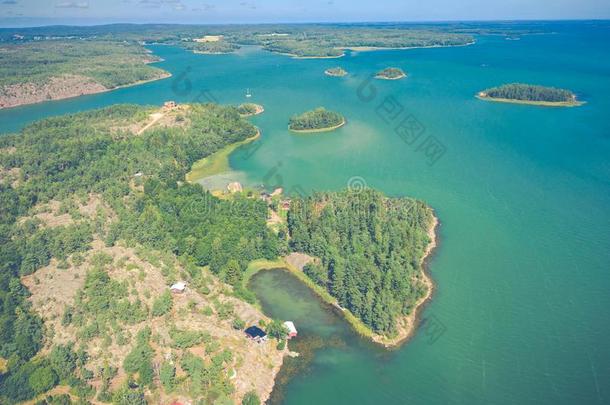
[477,83,584,107]
[324,67,348,77]
[237,103,265,117]
[375,67,407,80]
[288,107,346,133]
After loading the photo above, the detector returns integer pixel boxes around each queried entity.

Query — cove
[248,269,389,405]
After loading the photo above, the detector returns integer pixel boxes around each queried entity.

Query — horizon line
[1,18,610,30]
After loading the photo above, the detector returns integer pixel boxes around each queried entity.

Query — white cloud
[55,1,89,8]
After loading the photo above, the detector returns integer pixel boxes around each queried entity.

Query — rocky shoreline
[0,72,171,110]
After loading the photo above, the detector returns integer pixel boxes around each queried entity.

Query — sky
[0,0,609,26]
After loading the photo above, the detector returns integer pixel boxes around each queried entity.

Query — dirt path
[267,209,283,227]
[137,111,165,135]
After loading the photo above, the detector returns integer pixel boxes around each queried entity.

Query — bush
[159,362,176,392]
[29,366,58,395]
[49,344,77,380]
[151,291,173,317]
[123,328,153,387]
[265,320,288,340]
[112,382,147,405]
[232,317,245,330]
[169,328,207,349]
[242,391,261,405]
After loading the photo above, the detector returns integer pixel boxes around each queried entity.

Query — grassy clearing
[186,129,260,182]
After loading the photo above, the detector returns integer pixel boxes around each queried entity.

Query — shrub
[29,366,58,395]
[242,391,261,405]
[232,317,245,330]
[151,291,173,317]
[159,362,176,392]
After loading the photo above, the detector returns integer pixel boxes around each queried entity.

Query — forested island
[0,40,170,109]
[477,83,583,106]
[375,67,407,80]
[237,103,265,117]
[324,67,348,77]
[287,190,437,344]
[288,108,345,133]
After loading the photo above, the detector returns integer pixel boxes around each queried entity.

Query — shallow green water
[1,22,609,405]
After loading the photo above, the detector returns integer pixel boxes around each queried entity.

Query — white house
[283,321,298,339]
[170,281,186,293]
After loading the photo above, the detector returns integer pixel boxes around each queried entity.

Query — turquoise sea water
[1,21,609,405]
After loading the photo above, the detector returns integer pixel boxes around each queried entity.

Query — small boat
[246,88,252,98]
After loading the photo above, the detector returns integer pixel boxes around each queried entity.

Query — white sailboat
[246,88,252,98]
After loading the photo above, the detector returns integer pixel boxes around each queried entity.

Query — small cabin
[227,182,243,193]
[283,321,298,339]
[245,326,267,342]
[164,101,177,110]
[170,281,186,294]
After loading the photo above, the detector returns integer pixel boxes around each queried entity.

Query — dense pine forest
[287,190,434,335]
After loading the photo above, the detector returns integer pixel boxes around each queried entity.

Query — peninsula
[375,67,407,80]
[324,67,348,77]
[477,83,584,107]
[0,40,170,109]
[288,107,346,133]
[237,103,265,117]
[285,190,438,347]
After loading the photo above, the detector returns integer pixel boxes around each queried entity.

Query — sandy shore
[193,50,234,55]
[374,73,407,80]
[264,41,475,60]
[342,41,476,52]
[274,51,346,59]
[112,72,172,90]
[324,68,348,77]
[476,94,584,107]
